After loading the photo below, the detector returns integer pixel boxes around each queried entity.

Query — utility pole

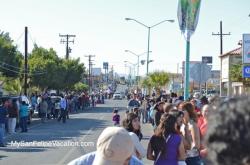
[85,55,95,94]
[111,65,114,82]
[212,21,231,96]
[59,34,76,59]
[212,21,231,55]
[24,27,28,96]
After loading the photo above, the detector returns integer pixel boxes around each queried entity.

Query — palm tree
[140,76,153,95]
[149,71,170,96]
[140,71,170,96]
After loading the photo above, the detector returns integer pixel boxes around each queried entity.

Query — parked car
[113,92,122,100]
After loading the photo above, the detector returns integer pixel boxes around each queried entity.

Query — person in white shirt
[122,112,146,160]
[57,95,67,123]
[67,127,143,165]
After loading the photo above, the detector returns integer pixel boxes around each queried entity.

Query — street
[0,98,153,165]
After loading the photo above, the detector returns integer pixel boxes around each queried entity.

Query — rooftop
[220,47,242,57]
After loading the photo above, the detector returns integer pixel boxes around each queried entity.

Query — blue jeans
[0,123,5,144]
[186,156,202,165]
[20,116,28,132]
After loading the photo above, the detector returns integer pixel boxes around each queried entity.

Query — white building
[219,47,248,96]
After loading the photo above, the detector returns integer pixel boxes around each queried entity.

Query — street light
[124,60,137,86]
[124,60,137,77]
[124,50,152,77]
[125,18,174,75]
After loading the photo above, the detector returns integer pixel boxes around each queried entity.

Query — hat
[93,127,134,165]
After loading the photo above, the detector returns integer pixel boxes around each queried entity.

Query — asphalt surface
[0,86,154,165]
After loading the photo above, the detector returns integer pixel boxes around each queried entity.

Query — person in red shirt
[199,104,210,158]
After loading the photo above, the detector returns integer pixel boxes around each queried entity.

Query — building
[219,47,248,96]
[182,61,217,93]
[207,70,220,91]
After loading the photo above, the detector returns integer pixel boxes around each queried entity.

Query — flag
[178,0,202,40]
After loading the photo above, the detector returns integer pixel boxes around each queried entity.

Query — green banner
[178,0,201,39]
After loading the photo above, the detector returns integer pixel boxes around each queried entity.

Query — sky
[0,0,249,76]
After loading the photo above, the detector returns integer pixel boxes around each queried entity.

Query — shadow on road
[82,107,127,113]
[0,155,8,160]
[0,147,49,153]
[3,117,107,153]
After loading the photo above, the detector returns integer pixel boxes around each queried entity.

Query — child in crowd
[125,110,129,118]
[112,108,120,126]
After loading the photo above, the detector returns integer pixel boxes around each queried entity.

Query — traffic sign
[103,62,109,69]
[190,63,211,83]
[242,65,250,78]
[202,56,212,64]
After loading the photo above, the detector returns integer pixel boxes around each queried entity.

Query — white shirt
[129,132,146,159]
[60,98,67,110]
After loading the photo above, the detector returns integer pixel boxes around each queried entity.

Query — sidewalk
[5,107,93,140]
[141,122,154,165]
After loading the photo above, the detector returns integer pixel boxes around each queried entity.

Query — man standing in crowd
[40,97,48,123]
[0,100,7,147]
[128,94,140,112]
[58,95,67,123]
[8,99,18,134]
[19,101,29,133]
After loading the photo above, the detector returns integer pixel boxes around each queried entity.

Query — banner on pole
[177,0,202,40]
[243,34,250,64]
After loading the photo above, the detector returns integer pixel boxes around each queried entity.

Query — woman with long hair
[147,113,186,165]
[181,102,202,165]
[122,112,146,160]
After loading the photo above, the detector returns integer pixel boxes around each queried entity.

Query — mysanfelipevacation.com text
[10,140,95,148]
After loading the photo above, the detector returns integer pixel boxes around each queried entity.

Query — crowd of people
[0,91,107,147]
[124,93,250,165]
[1,89,250,164]
[69,92,250,165]
[0,97,30,147]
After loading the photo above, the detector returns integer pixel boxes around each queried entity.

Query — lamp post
[125,18,174,75]
[124,60,137,85]
[124,50,151,77]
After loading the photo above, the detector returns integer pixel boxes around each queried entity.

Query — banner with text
[243,34,250,64]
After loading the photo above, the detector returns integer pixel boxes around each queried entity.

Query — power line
[0,63,46,76]
[0,60,49,74]
[14,31,25,45]
[0,61,24,71]
[28,30,36,45]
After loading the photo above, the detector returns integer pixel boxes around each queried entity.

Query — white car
[113,92,122,100]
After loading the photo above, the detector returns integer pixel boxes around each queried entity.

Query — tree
[28,46,60,90]
[0,76,22,95]
[28,45,86,91]
[149,71,170,95]
[140,76,153,95]
[73,82,88,91]
[230,64,242,82]
[140,71,170,96]
[61,58,85,89]
[0,30,23,78]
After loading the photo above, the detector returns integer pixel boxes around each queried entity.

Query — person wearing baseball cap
[68,127,143,165]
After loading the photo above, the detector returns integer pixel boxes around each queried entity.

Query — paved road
[0,98,153,165]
